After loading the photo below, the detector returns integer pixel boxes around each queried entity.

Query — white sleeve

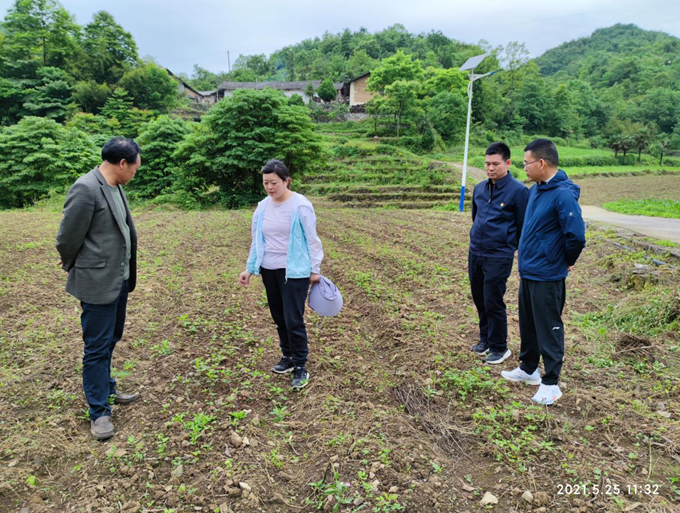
[299,204,323,274]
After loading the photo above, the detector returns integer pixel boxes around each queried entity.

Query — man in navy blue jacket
[469,142,528,364]
[501,139,586,405]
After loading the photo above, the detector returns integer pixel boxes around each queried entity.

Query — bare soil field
[0,207,678,513]
[574,175,680,207]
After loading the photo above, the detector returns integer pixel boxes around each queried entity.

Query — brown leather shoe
[91,416,114,440]
[113,392,140,405]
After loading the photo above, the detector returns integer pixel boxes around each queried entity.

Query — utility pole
[227,51,231,72]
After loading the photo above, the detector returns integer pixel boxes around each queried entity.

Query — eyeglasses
[523,159,541,168]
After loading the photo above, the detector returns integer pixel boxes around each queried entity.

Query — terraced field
[300,154,465,209]
[307,124,680,210]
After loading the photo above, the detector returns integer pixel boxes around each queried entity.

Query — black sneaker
[484,349,512,365]
[471,342,489,355]
[291,367,310,390]
[272,357,294,374]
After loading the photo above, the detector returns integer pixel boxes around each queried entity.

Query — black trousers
[260,268,310,366]
[518,278,566,385]
[468,252,514,353]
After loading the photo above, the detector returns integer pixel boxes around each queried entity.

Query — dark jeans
[468,252,514,353]
[518,278,566,385]
[260,268,309,366]
[81,280,129,421]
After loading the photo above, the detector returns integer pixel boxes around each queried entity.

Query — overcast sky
[1,0,678,75]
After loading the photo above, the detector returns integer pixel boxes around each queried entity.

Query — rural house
[215,80,343,103]
[345,72,375,108]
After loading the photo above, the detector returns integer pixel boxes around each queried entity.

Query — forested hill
[535,23,680,84]
[189,24,486,89]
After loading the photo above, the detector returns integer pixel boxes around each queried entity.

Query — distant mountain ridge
[535,23,680,77]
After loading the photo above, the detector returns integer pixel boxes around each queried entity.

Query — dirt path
[581,205,680,244]
[445,161,486,184]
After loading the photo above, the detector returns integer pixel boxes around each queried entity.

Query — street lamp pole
[457,53,500,212]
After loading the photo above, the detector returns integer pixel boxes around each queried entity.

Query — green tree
[0,0,81,79]
[100,87,152,138]
[421,67,466,97]
[428,91,466,140]
[101,87,133,123]
[499,42,530,89]
[66,111,118,147]
[232,53,272,77]
[21,66,74,122]
[345,50,377,79]
[304,82,315,100]
[316,78,337,102]
[175,88,323,207]
[0,77,25,125]
[288,94,305,107]
[548,83,579,138]
[638,87,680,133]
[119,63,178,113]
[80,11,139,84]
[514,71,552,133]
[650,134,671,165]
[367,50,423,91]
[632,125,654,162]
[132,115,189,198]
[73,80,111,113]
[0,116,99,208]
[383,80,420,136]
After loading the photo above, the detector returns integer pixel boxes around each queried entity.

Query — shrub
[0,117,99,209]
[132,115,189,198]
[316,78,337,103]
[175,88,324,207]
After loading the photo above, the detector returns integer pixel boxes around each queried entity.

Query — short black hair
[261,159,290,181]
[486,142,510,161]
[101,137,141,165]
[524,138,559,167]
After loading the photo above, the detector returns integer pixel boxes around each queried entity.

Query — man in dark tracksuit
[501,139,586,405]
[469,142,528,364]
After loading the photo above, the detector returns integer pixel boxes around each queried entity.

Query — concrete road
[581,205,680,244]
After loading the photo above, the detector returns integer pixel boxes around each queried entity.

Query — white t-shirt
[261,193,296,270]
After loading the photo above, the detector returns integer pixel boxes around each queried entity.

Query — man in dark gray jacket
[56,137,141,440]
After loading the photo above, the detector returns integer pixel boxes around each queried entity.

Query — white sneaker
[532,384,563,405]
[500,367,541,385]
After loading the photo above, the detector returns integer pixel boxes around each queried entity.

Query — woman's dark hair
[261,159,291,181]
[102,137,141,164]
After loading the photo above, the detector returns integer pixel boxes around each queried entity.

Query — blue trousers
[81,280,129,421]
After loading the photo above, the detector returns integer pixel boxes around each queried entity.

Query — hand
[238,271,252,287]
[56,259,67,272]
[567,265,574,272]
[310,273,321,284]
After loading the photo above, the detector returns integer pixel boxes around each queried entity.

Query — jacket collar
[94,166,129,237]
[537,169,566,190]
[487,172,512,190]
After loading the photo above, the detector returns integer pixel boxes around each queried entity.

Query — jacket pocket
[539,238,562,264]
[75,259,106,269]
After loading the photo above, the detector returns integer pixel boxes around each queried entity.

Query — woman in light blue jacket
[239,160,323,390]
